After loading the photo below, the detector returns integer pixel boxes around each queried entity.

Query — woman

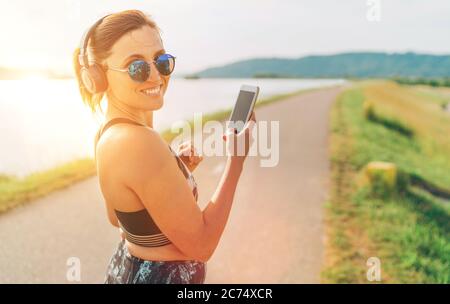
[73,10,256,284]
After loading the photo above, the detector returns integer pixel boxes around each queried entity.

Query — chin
[137,94,164,110]
[151,97,164,110]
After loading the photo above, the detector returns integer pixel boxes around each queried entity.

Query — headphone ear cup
[80,67,95,94]
[81,64,108,94]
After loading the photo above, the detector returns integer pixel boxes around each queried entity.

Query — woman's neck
[105,95,153,128]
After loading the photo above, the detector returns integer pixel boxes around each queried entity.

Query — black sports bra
[94,117,199,247]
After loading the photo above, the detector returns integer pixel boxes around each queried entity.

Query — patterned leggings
[104,239,207,284]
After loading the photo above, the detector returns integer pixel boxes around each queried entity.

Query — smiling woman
[72,9,256,284]
[73,10,166,117]
[72,10,207,284]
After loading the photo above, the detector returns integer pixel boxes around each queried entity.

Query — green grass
[363,101,414,137]
[0,158,96,213]
[0,86,332,214]
[322,81,450,283]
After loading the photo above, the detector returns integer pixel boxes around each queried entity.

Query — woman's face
[103,25,170,111]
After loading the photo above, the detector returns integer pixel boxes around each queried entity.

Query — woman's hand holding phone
[223,111,256,167]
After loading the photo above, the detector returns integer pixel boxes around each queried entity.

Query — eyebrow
[120,49,166,66]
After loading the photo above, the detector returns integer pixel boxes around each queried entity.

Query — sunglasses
[108,53,176,82]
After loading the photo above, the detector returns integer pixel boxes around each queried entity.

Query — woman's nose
[149,61,163,81]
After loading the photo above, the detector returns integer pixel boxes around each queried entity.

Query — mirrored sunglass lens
[155,54,175,75]
[128,60,150,82]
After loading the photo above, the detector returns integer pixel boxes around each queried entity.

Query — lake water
[0,78,345,178]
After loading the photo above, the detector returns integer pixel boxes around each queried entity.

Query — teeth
[141,86,161,95]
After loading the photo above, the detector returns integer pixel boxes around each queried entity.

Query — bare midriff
[125,240,201,262]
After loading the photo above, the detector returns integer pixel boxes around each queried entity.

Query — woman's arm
[200,157,243,260]
[118,113,255,262]
[199,112,256,260]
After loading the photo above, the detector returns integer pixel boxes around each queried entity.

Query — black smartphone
[227,84,260,133]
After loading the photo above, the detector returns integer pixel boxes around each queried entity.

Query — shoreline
[0,85,339,215]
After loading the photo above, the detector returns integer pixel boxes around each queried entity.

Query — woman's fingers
[249,111,256,123]
[223,127,235,141]
[189,146,203,164]
[179,142,191,155]
[223,111,256,141]
[239,112,256,139]
[196,154,204,163]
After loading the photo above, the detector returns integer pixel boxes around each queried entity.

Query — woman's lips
[140,84,162,96]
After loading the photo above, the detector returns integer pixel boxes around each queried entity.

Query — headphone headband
[77,14,111,94]
[78,14,111,67]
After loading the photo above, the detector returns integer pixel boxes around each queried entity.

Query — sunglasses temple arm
[107,67,128,72]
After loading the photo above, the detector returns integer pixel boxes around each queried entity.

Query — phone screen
[229,90,255,132]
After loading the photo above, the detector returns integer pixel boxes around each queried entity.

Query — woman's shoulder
[98,124,183,193]
[97,123,172,171]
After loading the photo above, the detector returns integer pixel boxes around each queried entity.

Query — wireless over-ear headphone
[78,14,111,94]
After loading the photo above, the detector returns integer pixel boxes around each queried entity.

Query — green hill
[189,52,450,79]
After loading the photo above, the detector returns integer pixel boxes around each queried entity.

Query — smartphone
[227,84,260,133]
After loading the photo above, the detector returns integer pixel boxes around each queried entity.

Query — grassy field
[0,86,328,214]
[0,158,96,213]
[322,80,450,283]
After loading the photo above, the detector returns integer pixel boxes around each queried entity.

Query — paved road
[0,87,341,283]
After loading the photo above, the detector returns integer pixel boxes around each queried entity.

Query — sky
[0,0,449,75]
